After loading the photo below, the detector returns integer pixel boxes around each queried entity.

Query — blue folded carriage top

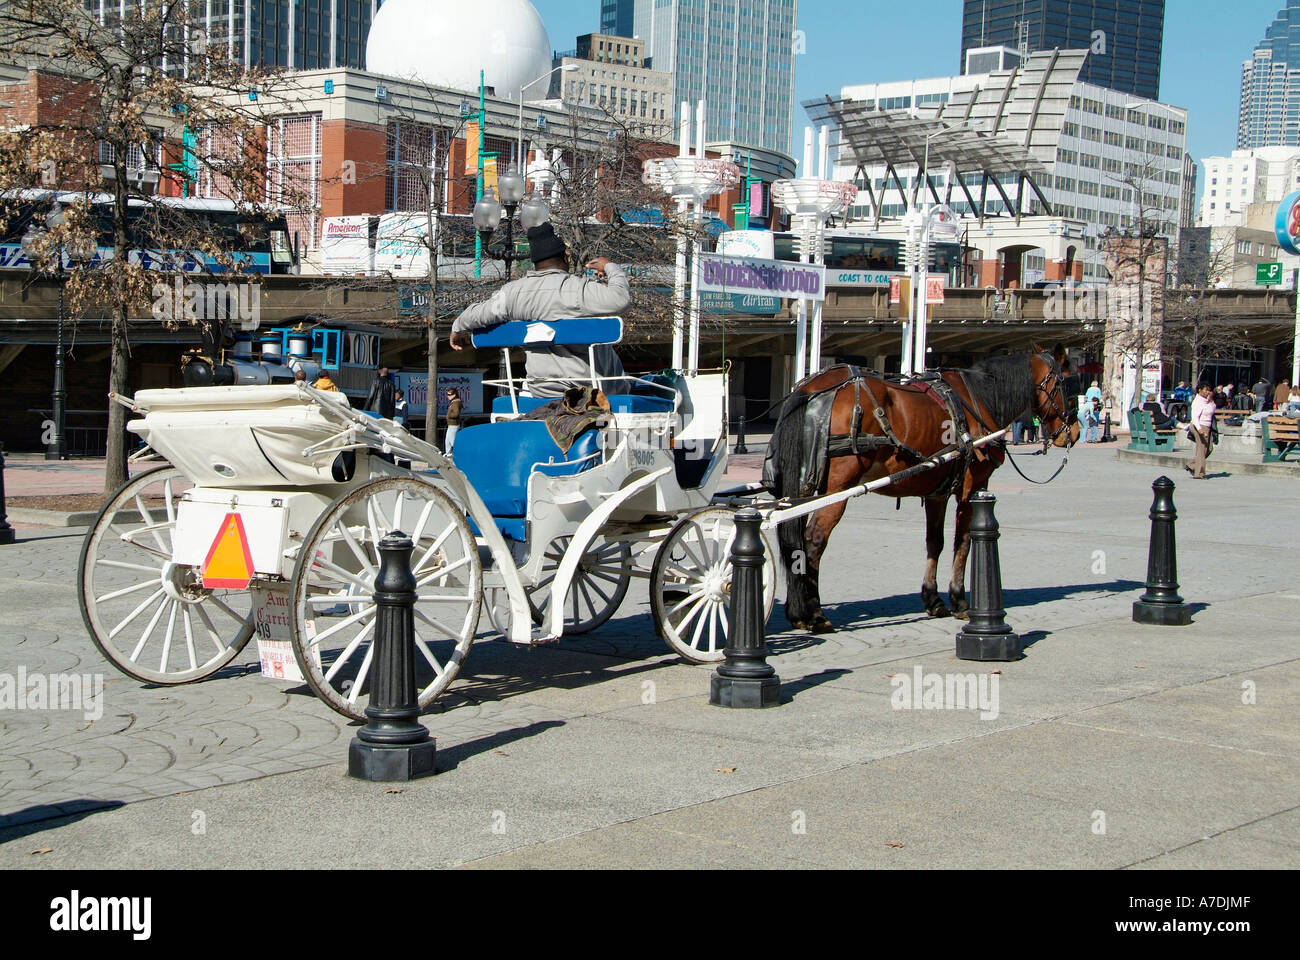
[491,393,674,415]
[470,317,622,348]
[453,420,603,541]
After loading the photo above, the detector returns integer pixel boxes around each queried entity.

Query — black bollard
[710,508,780,707]
[1133,477,1192,626]
[348,531,438,780]
[0,442,14,546]
[956,491,1023,661]
[1101,412,1115,444]
[734,416,749,455]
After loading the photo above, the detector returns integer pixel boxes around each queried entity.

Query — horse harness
[809,364,1001,501]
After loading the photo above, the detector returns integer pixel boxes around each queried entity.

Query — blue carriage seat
[474,318,676,414]
[452,420,602,542]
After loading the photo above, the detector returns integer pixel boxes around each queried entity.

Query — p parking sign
[1257,262,1283,286]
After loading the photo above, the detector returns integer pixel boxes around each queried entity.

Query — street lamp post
[518,65,579,173]
[22,211,90,461]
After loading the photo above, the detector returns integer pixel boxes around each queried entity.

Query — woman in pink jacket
[1187,383,1216,480]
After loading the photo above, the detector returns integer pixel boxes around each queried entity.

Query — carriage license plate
[250,584,319,683]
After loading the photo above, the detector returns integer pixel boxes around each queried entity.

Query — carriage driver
[449,223,631,398]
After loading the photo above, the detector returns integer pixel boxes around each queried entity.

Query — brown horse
[764,349,1079,632]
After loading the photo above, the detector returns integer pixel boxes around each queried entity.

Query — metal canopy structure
[805,49,1089,226]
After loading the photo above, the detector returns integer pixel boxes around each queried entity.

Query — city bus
[0,191,299,274]
[718,228,967,288]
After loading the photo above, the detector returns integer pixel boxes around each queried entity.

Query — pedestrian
[1085,380,1102,404]
[1289,385,1300,416]
[1252,376,1271,413]
[364,365,397,419]
[450,222,630,397]
[1186,383,1216,480]
[313,370,339,392]
[1274,379,1291,409]
[1084,398,1102,443]
[393,389,408,427]
[444,388,462,454]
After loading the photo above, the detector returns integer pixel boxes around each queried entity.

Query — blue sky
[531,0,1286,173]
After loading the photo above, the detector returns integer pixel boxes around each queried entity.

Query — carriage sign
[697,253,826,302]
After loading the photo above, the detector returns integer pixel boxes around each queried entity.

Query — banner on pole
[697,253,825,302]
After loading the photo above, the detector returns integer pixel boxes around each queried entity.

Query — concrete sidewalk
[1,450,1295,868]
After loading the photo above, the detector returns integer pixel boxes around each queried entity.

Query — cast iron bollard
[955,491,1023,661]
[348,531,438,781]
[710,508,780,707]
[1100,412,1115,444]
[0,442,14,546]
[1133,476,1192,626]
[734,416,749,455]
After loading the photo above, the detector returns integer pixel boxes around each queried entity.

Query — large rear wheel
[78,466,255,684]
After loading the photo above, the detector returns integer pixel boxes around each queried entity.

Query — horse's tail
[765,391,813,598]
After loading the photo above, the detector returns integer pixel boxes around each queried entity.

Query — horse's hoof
[951,609,970,622]
[788,619,809,632]
[810,616,835,634]
[926,605,952,619]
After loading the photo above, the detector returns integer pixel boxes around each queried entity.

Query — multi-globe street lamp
[473,165,552,278]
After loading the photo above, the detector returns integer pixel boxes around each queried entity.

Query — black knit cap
[526,223,566,264]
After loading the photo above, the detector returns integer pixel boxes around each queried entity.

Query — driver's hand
[586,257,612,277]
[450,330,472,351]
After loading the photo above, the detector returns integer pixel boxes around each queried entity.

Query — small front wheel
[650,507,775,664]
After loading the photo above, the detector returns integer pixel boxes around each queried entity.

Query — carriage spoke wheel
[289,476,482,722]
[78,466,256,684]
[527,535,632,635]
[650,507,776,664]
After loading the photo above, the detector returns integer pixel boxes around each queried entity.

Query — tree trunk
[104,306,130,494]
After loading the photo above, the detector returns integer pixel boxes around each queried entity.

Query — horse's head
[1029,349,1081,448]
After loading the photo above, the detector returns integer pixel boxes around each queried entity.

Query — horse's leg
[797,500,848,633]
[948,492,975,619]
[922,497,951,618]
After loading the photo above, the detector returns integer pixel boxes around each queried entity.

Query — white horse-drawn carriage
[78,317,776,720]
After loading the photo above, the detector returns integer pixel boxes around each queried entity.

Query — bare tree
[0,0,313,493]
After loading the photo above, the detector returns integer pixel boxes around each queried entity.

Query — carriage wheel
[650,507,776,664]
[527,535,632,635]
[78,466,256,684]
[289,475,482,721]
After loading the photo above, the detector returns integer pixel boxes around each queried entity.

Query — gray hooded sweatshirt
[452,265,630,398]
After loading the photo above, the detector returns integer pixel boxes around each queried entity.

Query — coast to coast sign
[697,253,826,302]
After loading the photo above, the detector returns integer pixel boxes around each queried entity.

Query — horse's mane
[960,354,1037,430]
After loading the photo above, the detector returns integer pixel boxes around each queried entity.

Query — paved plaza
[0,444,1296,869]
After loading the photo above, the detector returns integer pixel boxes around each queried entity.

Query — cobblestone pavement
[0,447,1296,867]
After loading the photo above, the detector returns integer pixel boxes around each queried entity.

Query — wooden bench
[1127,409,1176,452]
[1262,416,1299,463]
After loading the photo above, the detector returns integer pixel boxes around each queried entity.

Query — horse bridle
[1033,353,1075,449]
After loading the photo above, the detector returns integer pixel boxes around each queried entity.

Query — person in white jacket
[450,223,630,398]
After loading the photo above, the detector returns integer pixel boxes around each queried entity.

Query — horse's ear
[1031,342,1045,354]
[1052,343,1067,366]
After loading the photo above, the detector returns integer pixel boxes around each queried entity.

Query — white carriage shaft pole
[766,429,1009,527]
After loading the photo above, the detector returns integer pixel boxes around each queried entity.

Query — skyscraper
[960,0,1165,101]
[87,0,381,71]
[1239,1,1300,149]
[597,0,797,155]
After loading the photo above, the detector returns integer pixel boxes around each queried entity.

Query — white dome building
[366,0,553,102]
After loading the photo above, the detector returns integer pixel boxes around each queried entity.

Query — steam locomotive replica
[180,324,382,400]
